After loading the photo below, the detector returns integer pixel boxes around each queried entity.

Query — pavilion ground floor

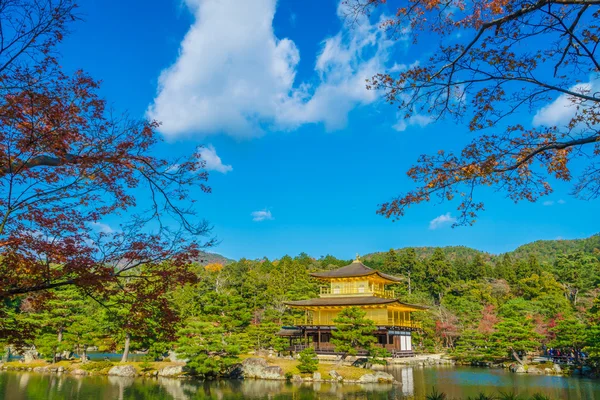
[278,325,418,358]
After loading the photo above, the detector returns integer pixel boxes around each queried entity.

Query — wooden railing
[319,286,395,299]
[293,317,421,329]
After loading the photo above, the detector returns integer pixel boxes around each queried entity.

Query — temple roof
[310,258,402,283]
[284,296,427,311]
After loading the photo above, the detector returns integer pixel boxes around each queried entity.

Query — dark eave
[284,296,427,310]
[310,260,402,282]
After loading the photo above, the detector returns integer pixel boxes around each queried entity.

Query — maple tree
[0,0,213,342]
[345,0,600,224]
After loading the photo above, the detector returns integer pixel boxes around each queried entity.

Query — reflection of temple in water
[400,367,414,397]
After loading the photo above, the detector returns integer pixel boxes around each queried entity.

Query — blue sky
[58,0,599,260]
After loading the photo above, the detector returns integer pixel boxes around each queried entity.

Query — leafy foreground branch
[427,388,553,400]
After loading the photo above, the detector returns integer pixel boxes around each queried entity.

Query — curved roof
[310,259,403,282]
[284,296,426,311]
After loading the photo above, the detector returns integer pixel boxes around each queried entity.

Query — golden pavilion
[282,256,426,357]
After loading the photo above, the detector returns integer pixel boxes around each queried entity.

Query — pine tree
[554,252,600,306]
[297,347,319,373]
[398,248,424,294]
[331,307,377,357]
[176,318,240,377]
[490,316,542,364]
[425,249,453,303]
[382,249,399,274]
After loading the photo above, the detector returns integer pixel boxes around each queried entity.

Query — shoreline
[0,353,584,384]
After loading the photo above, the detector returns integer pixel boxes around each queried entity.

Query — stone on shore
[108,365,137,377]
[158,365,184,377]
[313,371,321,381]
[357,371,396,384]
[553,364,561,373]
[241,357,285,380]
[71,369,87,376]
[23,350,39,363]
[514,365,526,374]
[329,370,342,381]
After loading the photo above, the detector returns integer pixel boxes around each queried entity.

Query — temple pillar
[318,328,321,351]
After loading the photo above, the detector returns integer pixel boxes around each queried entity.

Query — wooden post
[318,328,321,351]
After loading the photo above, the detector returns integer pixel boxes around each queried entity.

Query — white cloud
[543,199,566,206]
[147,0,400,138]
[251,209,273,222]
[429,213,456,230]
[532,79,600,127]
[393,113,433,132]
[197,145,232,173]
[90,222,115,234]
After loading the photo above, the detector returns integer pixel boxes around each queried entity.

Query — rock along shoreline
[0,357,399,385]
[0,353,581,383]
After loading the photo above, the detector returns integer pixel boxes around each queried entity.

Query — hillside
[364,246,490,264]
[362,234,600,266]
[509,234,600,263]
[195,251,234,266]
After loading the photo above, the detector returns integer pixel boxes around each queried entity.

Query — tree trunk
[82,347,89,364]
[53,327,64,363]
[121,332,131,363]
[512,349,524,365]
[408,272,412,295]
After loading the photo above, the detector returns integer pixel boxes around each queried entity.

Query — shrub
[297,348,318,374]
[139,357,153,372]
[467,394,497,400]
[81,360,114,372]
[497,392,522,400]
[426,388,447,400]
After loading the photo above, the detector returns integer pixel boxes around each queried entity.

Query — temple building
[282,256,426,357]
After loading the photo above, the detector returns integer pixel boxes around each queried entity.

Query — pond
[7,352,146,362]
[1,366,599,400]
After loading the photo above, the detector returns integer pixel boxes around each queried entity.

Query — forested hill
[363,234,600,265]
[509,234,600,263]
[196,251,233,266]
[364,246,491,264]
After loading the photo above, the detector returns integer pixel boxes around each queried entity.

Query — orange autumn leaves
[345,0,600,224]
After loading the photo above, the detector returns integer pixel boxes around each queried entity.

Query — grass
[7,355,367,380]
[2,359,184,375]
[240,355,373,380]
[425,389,553,400]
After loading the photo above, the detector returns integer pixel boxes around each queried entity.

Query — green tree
[425,249,453,303]
[453,329,488,362]
[297,347,319,373]
[490,317,541,364]
[398,248,424,294]
[176,318,240,377]
[25,287,88,362]
[554,252,599,305]
[382,249,399,274]
[551,318,587,363]
[331,307,377,357]
[495,254,517,284]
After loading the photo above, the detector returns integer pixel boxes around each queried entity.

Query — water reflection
[1,366,600,400]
